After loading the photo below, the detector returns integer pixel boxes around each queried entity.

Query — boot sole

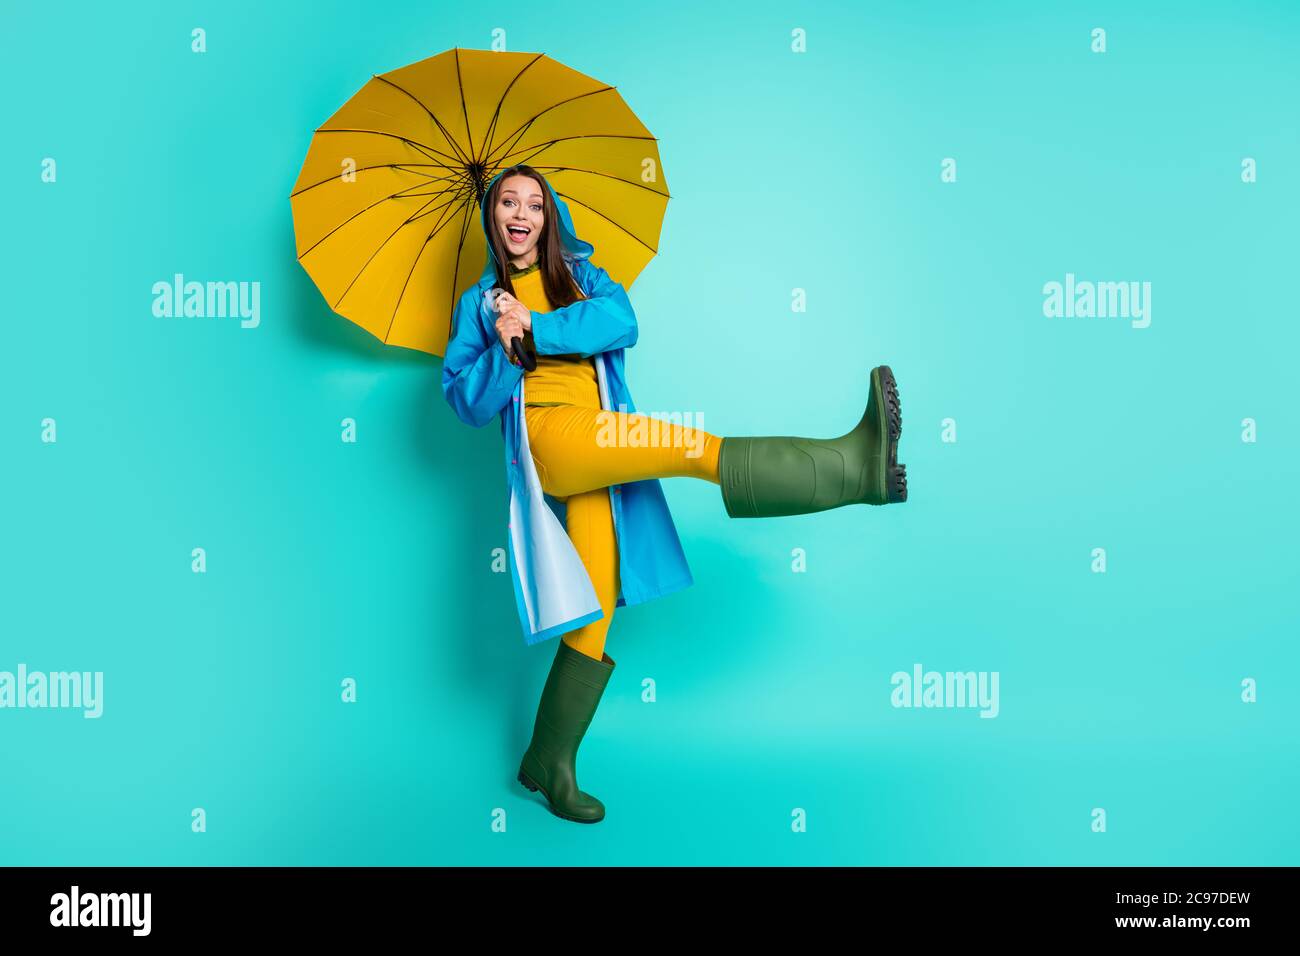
[875,365,907,503]
[517,769,604,824]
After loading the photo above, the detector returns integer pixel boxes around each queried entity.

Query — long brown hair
[483,165,584,309]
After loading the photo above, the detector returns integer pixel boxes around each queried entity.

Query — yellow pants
[524,402,722,661]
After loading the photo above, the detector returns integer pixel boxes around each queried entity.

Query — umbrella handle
[511,336,537,371]
[486,287,537,371]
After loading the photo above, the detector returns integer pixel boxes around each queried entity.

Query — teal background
[3,0,1297,865]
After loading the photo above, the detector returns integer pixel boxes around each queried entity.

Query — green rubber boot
[517,639,615,824]
[719,365,907,518]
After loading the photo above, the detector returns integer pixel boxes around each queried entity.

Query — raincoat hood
[478,169,595,283]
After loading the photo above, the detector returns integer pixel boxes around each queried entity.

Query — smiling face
[493,174,545,269]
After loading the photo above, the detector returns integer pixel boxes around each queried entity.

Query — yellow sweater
[509,262,600,407]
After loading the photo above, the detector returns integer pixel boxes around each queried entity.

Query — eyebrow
[501,190,542,201]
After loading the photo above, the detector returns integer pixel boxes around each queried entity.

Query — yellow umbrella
[290,47,670,357]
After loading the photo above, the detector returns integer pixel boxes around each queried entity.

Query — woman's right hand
[495,311,526,366]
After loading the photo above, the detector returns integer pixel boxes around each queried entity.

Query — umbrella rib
[555,190,660,256]
[387,164,476,196]
[494,132,659,172]
[290,162,463,201]
[524,164,672,200]
[385,194,476,343]
[454,48,476,162]
[475,52,546,165]
[310,128,463,169]
[436,199,478,347]
[480,86,620,169]
[297,179,463,262]
[332,190,467,313]
[387,165,470,182]
[447,197,476,338]
[371,73,473,167]
[402,138,462,169]
[388,166,468,187]
[403,189,471,223]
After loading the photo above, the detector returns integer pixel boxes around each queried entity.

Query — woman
[442,165,907,824]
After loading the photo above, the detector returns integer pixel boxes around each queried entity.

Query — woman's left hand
[493,292,532,332]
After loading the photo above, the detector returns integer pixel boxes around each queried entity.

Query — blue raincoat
[441,171,693,645]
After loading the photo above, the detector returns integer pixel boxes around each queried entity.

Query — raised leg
[525,403,721,499]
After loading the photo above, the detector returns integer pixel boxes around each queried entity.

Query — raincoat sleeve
[441,288,525,428]
[529,259,639,358]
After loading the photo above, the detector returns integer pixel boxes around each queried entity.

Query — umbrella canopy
[290,47,670,357]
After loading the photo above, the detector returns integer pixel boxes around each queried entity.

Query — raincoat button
[511,459,517,464]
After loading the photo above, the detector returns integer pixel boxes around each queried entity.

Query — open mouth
[506,225,531,244]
